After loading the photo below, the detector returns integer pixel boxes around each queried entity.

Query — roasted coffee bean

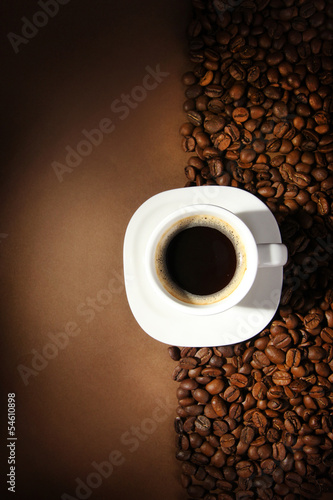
[272,371,292,386]
[252,381,268,400]
[179,122,195,137]
[272,332,292,349]
[175,3,333,498]
[251,410,267,429]
[206,379,224,395]
[204,116,226,134]
[308,346,327,361]
[264,345,285,364]
[235,461,255,478]
[195,415,211,432]
[224,386,241,403]
[213,419,228,437]
[252,350,271,368]
[179,357,198,370]
[321,327,333,343]
[180,378,198,391]
[195,347,212,365]
[220,433,236,448]
[185,405,204,416]
[205,84,223,98]
[229,63,246,81]
[285,348,302,367]
[214,133,231,151]
[224,123,240,141]
[230,373,248,388]
[211,395,228,418]
[192,388,210,404]
[187,110,203,126]
[169,346,181,361]
[272,101,288,119]
[182,135,196,152]
[232,107,249,123]
[240,426,256,446]
[173,365,188,381]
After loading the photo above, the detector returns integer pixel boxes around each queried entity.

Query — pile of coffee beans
[169,0,333,499]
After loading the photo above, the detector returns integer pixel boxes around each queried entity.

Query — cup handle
[257,243,288,268]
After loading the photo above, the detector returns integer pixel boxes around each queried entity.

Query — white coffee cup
[145,204,288,316]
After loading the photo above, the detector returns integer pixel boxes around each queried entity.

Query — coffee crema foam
[155,214,247,305]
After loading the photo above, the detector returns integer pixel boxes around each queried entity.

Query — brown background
[2,3,332,500]
[1,1,191,499]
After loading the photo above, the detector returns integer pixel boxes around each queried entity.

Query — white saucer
[123,186,284,347]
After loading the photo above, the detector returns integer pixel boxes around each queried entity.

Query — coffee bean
[204,116,226,134]
[214,133,231,151]
[168,346,181,361]
[187,110,203,126]
[240,149,256,163]
[285,348,302,367]
[173,365,189,381]
[224,123,240,141]
[272,332,292,349]
[205,379,224,395]
[182,135,196,152]
[240,426,256,446]
[180,378,198,391]
[205,84,223,98]
[195,347,212,365]
[185,165,197,181]
[230,373,248,388]
[321,327,333,343]
[208,158,223,178]
[300,482,320,498]
[224,386,240,403]
[175,3,333,498]
[273,101,289,118]
[192,388,210,404]
[236,460,255,478]
[200,365,222,376]
[264,345,286,364]
[308,346,327,361]
[251,410,268,429]
[185,404,204,416]
[195,415,211,432]
[229,63,246,81]
[220,433,236,448]
[272,371,292,386]
[212,419,228,438]
[179,357,199,370]
[232,107,250,123]
[180,123,196,139]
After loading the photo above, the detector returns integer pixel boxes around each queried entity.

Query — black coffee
[165,226,237,296]
[155,214,246,305]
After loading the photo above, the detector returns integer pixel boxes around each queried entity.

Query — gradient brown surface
[1,1,191,499]
[2,3,332,500]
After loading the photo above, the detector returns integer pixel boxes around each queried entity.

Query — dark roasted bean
[174,4,333,499]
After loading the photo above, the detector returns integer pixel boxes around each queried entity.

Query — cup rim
[145,204,258,316]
